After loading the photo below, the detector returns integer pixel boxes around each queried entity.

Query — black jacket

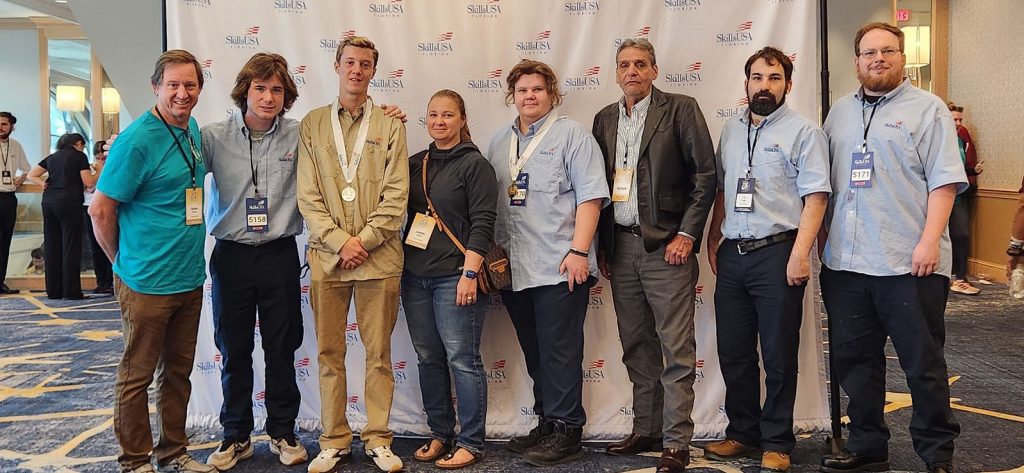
[404,141,498,277]
[592,86,717,256]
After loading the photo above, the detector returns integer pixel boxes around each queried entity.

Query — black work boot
[507,420,554,454]
[522,420,584,466]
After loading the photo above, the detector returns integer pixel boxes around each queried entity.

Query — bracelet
[568,247,589,258]
[1009,238,1024,256]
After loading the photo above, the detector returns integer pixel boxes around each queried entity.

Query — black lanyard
[746,113,763,176]
[860,97,881,152]
[248,135,260,197]
[154,107,199,187]
[0,141,9,170]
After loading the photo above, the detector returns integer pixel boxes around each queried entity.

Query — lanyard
[247,129,273,197]
[860,97,881,153]
[507,113,559,181]
[0,141,9,169]
[154,107,200,187]
[745,113,763,177]
[329,96,373,185]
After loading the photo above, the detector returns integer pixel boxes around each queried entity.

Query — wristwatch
[464,269,478,280]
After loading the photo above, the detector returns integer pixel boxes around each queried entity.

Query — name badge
[611,167,633,202]
[850,151,873,188]
[510,172,529,207]
[185,187,203,226]
[404,212,436,250]
[1,171,11,185]
[734,177,755,212]
[245,197,269,233]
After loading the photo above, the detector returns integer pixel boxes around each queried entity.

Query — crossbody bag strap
[422,153,468,255]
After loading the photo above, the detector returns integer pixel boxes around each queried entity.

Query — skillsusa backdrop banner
[168,0,830,440]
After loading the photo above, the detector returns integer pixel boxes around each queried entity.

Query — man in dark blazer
[592,38,716,473]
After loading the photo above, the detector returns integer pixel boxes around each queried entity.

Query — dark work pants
[84,206,113,289]
[501,277,595,428]
[211,236,303,440]
[820,267,960,467]
[948,200,970,280]
[42,202,84,299]
[0,192,18,287]
[714,239,804,453]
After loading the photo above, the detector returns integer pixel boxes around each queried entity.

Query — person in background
[403,89,497,470]
[0,111,32,295]
[27,132,103,300]
[84,140,113,295]
[946,102,983,294]
[1007,177,1024,277]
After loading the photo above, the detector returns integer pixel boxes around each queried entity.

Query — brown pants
[113,277,203,470]
[310,276,400,451]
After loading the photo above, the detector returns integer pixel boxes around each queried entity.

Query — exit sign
[896,9,911,22]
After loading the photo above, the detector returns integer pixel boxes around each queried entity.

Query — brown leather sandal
[414,438,451,462]
[436,447,483,470]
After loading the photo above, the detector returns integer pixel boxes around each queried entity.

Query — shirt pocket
[274,156,298,198]
[528,152,564,194]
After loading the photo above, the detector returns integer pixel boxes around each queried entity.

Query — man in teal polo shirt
[90,50,215,473]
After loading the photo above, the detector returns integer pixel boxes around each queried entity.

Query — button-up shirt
[613,93,651,226]
[0,138,31,193]
[822,79,967,277]
[201,112,303,245]
[485,111,610,291]
[716,103,831,240]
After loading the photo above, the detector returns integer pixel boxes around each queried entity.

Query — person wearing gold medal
[296,36,409,473]
[484,59,610,467]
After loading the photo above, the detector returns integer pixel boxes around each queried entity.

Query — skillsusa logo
[717,20,754,46]
[515,30,552,55]
[487,359,508,384]
[253,391,267,417]
[665,61,702,87]
[290,65,307,87]
[274,0,307,13]
[614,26,651,49]
[564,0,600,15]
[468,68,504,94]
[695,358,706,382]
[225,25,260,49]
[370,68,405,93]
[345,322,361,345]
[195,351,222,374]
[346,395,361,413]
[716,97,748,121]
[583,359,606,383]
[369,0,404,17]
[200,59,214,81]
[564,66,601,91]
[418,31,455,56]
[694,283,706,308]
[295,356,311,381]
[588,284,604,309]
[393,360,408,383]
[320,30,357,53]
[467,0,501,18]
[664,0,702,11]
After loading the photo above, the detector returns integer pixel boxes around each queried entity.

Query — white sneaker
[158,454,217,473]
[127,464,156,473]
[307,447,351,473]
[270,434,309,466]
[367,445,403,472]
[205,438,253,470]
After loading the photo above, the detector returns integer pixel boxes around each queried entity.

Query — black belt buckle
[615,224,641,236]
[736,230,796,255]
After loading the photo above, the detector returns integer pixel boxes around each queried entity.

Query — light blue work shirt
[822,79,968,277]
[613,93,651,226]
[716,103,831,240]
[485,111,610,291]
[96,112,207,294]
[201,112,303,245]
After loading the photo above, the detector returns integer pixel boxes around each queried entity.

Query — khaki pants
[113,277,203,470]
[310,276,400,451]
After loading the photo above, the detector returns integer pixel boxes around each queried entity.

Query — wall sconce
[56,85,86,112]
[102,87,121,114]
[901,26,931,67]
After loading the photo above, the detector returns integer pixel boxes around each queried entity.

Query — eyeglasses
[858,48,901,59]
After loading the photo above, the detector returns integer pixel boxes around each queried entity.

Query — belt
[614,224,642,236]
[736,230,797,255]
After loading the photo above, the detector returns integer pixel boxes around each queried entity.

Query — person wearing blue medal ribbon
[818,23,967,473]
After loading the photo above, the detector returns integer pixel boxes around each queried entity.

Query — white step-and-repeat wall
[169,0,831,440]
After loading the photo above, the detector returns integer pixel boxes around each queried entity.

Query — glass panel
[896,0,933,92]
[47,39,92,153]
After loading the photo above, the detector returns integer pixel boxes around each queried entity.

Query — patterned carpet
[0,283,1021,472]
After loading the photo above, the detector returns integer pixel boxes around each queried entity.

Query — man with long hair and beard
[818,23,966,473]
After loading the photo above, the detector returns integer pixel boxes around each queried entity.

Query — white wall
[0,28,43,163]
[825,0,891,106]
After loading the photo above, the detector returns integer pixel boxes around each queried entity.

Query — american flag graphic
[347,395,359,404]
[737,21,753,32]
[245,26,260,35]
[341,30,356,39]
[393,361,407,370]
[254,391,266,401]
[292,65,307,74]
[787,53,797,62]
[437,31,454,41]
[213,353,222,363]
[686,62,702,72]
[585,66,600,76]
[695,285,704,294]
[590,286,604,296]
[536,30,551,40]
[634,26,651,36]
[300,284,310,294]
[491,360,507,369]
[696,359,705,369]
[295,357,310,368]
[737,97,750,106]
[587,360,605,369]
[487,69,503,78]
[387,69,404,78]
[200,59,213,69]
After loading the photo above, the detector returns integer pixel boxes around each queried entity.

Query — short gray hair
[616,38,657,66]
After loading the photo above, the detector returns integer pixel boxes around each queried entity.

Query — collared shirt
[0,138,31,193]
[613,93,652,226]
[297,99,409,282]
[716,103,831,240]
[822,79,967,277]
[485,111,610,291]
[201,112,302,245]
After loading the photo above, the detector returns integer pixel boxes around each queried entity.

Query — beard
[858,66,903,94]
[748,90,785,117]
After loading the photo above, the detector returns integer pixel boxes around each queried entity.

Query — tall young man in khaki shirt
[297,36,409,473]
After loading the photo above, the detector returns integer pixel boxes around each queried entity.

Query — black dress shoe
[656,448,689,473]
[522,420,584,466]
[820,449,889,473]
[0,284,19,295]
[605,433,663,456]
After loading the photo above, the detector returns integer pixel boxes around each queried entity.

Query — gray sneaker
[158,454,217,473]
[205,438,254,470]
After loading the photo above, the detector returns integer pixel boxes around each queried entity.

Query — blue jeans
[401,272,487,454]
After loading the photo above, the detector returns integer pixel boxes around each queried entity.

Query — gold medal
[508,183,518,199]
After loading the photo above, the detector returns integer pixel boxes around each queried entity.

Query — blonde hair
[430,89,472,143]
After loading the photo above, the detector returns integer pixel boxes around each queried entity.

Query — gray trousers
[609,231,698,449]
